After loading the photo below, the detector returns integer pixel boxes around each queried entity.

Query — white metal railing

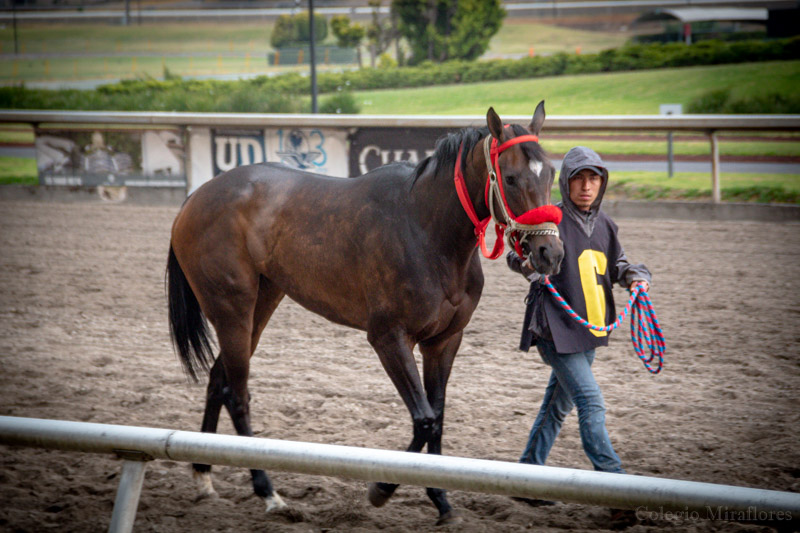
[1,110,798,131]
[1,110,798,203]
[1,416,799,533]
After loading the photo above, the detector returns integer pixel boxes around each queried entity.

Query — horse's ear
[486,107,505,141]
[529,100,546,136]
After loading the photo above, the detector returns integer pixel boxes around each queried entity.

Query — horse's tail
[167,244,215,382]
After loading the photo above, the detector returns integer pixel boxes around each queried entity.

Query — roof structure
[634,7,768,25]
[632,7,769,44]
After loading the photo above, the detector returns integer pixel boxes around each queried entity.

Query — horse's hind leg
[192,359,227,500]
[243,276,286,511]
[192,275,286,512]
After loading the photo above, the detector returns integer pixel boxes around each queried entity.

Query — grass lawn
[354,61,800,116]
[485,18,629,57]
[0,18,633,83]
[0,156,37,184]
[542,137,800,158]
[0,22,277,55]
[0,125,34,144]
[550,171,799,204]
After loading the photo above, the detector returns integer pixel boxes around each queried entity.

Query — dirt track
[0,199,798,532]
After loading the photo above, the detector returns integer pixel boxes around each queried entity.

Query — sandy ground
[0,198,798,533]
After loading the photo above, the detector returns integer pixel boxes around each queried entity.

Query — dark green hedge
[688,88,800,113]
[307,37,799,93]
[1,37,797,112]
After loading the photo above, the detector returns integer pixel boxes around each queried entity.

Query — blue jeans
[519,339,624,473]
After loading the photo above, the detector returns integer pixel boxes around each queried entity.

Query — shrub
[377,53,397,69]
[3,37,798,113]
[319,90,361,114]
[687,88,800,114]
[270,11,328,49]
[686,88,732,113]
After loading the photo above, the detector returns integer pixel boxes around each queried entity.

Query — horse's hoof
[192,471,219,501]
[367,482,393,508]
[436,510,463,526]
[264,492,288,513]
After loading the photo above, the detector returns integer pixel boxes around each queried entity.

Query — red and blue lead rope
[541,276,665,374]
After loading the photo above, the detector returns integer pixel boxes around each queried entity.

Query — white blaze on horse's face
[528,158,544,178]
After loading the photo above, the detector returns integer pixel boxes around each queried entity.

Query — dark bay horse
[167,102,564,524]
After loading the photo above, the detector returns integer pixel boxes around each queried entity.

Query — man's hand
[520,258,536,277]
[521,259,543,282]
[631,280,650,292]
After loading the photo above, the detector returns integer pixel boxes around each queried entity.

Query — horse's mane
[410,123,547,188]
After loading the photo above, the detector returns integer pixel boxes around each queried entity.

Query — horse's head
[485,101,564,275]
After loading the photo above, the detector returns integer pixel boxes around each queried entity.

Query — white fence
[2,110,799,202]
[1,416,798,533]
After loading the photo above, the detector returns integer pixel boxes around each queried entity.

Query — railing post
[108,451,152,533]
[667,131,674,178]
[709,129,721,203]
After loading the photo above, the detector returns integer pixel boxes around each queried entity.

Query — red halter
[454,131,562,260]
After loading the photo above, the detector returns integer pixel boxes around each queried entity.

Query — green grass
[609,171,800,203]
[0,22,278,55]
[613,171,800,192]
[0,156,37,184]
[547,171,800,204]
[354,60,800,115]
[0,125,34,144]
[484,18,629,57]
[542,138,800,158]
[0,19,633,83]
[1,55,355,85]
[0,19,629,61]
[0,21,339,83]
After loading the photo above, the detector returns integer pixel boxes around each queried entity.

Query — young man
[507,146,651,495]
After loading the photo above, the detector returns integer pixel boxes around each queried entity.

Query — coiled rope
[542,276,665,374]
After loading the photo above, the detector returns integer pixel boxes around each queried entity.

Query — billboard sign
[34,128,186,187]
[348,127,450,177]
[211,127,348,179]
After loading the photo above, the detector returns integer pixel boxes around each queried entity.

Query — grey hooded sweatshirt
[508,146,652,353]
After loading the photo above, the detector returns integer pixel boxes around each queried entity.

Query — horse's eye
[505,175,516,186]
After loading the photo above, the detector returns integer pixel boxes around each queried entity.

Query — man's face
[568,169,603,211]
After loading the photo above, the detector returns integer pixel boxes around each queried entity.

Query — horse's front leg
[419,330,463,525]
[366,326,438,511]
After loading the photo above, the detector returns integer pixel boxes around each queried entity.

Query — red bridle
[454,132,562,260]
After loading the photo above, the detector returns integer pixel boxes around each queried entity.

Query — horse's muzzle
[522,234,564,276]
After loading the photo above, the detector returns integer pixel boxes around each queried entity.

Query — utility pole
[309,0,318,113]
[12,1,18,55]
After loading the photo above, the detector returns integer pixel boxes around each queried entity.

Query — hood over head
[558,146,609,235]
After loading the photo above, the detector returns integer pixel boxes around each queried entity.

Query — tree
[270,11,328,49]
[366,1,400,68]
[331,15,366,68]
[392,0,505,63]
